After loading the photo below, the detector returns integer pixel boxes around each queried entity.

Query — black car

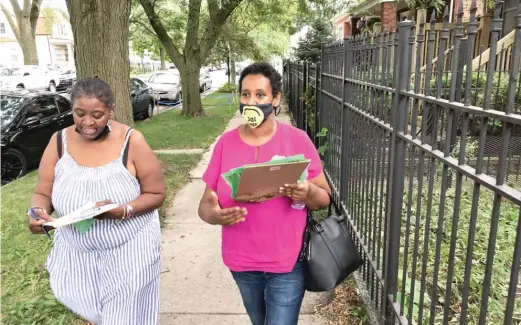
[56,69,76,92]
[1,90,74,184]
[131,77,155,119]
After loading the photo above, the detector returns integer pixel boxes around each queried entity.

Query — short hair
[70,76,114,109]
[238,62,282,97]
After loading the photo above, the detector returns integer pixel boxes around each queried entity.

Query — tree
[138,0,244,116]
[294,18,333,63]
[208,1,295,85]
[65,0,133,125]
[0,0,42,65]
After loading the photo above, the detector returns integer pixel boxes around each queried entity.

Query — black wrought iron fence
[284,1,521,324]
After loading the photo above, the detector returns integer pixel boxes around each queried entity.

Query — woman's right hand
[208,191,247,226]
[27,208,54,234]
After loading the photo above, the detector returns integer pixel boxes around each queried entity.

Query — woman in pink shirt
[198,62,331,325]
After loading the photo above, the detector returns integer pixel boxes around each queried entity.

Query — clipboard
[233,160,311,202]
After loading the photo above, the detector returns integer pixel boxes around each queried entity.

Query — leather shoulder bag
[299,195,364,292]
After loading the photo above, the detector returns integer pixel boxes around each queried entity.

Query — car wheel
[16,84,24,90]
[1,148,27,185]
[146,101,154,119]
[48,82,56,93]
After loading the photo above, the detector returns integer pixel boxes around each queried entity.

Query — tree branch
[184,0,202,57]
[200,0,243,61]
[8,0,22,16]
[1,3,21,40]
[131,18,158,38]
[138,0,185,70]
[207,0,218,19]
[29,0,42,34]
[23,0,31,15]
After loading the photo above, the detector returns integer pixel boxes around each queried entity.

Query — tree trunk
[1,3,40,65]
[230,57,237,85]
[226,55,231,84]
[160,46,166,70]
[65,0,133,126]
[19,31,38,65]
[179,59,204,116]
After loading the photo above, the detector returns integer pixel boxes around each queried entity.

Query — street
[135,69,231,116]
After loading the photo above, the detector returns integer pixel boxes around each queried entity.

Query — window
[134,79,147,88]
[25,96,58,120]
[54,45,68,64]
[131,79,143,91]
[55,95,71,113]
[149,73,179,84]
[55,23,67,36]
[0,23,5,34]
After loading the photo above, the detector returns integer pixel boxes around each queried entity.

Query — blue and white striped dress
[45,128,161,325]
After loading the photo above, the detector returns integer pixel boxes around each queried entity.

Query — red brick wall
[381,2,397,31]
[453,0,484,21]
[344,22,352,37]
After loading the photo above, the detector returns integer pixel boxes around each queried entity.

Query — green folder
[221,154,308,198]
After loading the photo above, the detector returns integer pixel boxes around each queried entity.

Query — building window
[0,23,5,34]
[55,23,66,36]
[54,45,69,64]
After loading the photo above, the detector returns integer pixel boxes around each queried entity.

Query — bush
[426,72,521,136]
[218,83,237,93]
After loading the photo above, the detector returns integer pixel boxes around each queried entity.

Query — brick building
[331,0,516,40]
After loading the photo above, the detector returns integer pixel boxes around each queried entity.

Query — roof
[330,10,350,24]
[35,17,52,35]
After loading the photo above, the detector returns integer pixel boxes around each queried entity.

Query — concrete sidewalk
[158,108,329,324]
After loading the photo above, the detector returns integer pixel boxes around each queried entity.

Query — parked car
[56,69,76,92]
[0,65,61,92]
[200,68,212,92]
[130,77,155,119]
[1,89,74,184]
[145,71,182,103]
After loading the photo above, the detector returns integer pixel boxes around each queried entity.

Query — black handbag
[299,195,364,292]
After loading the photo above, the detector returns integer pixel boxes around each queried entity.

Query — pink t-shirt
[202,121,323,273]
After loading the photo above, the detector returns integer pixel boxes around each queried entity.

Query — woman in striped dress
[27,77,166,325]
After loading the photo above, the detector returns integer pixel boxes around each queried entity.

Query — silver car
[146,71,181,102]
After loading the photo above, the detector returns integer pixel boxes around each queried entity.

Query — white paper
[43,202,120,228]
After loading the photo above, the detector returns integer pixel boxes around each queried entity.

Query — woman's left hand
[280,181,310,201]
[94,200,125,220]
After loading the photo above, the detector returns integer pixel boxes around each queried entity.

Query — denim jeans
[231,261,306,325]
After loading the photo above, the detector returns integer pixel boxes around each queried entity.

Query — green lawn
[136,92,238,150]
[1,154,200,325]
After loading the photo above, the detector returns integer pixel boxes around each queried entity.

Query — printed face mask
[239,103,274,128]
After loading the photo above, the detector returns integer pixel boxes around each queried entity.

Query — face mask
[239,103,274,128]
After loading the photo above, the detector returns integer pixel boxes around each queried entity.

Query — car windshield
[0,95,24,127]
[151,73,179,84]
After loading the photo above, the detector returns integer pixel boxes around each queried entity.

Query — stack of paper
[221,154,309,199]
[44,202,120,233]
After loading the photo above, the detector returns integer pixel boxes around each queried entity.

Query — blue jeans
[231,261,306,325]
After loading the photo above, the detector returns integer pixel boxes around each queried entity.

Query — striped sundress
[45,128,161,325]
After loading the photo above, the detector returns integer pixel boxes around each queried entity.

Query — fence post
[317,45,326,149]
[314,62,320,147]
[301,61,308,131]
[339,37,349,202]
[384,20,412,325]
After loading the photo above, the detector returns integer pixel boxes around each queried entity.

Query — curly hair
[238,62,282,97]
[70,76,114,110]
